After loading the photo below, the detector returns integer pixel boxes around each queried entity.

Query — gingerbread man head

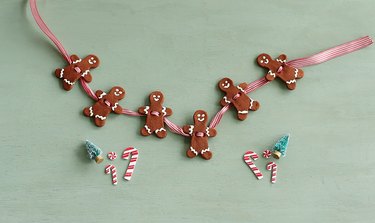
[106,86,126,101]
[193,110,208,127]
[83,55,100,68]
[218,77,235,92]
[257,53,280,70]
[149,91,164,105]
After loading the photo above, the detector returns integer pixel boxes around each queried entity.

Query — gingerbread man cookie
[257,54,304,90]
[83,86,125,127]
[55,54,99,91]
[182,110,217,160]
[138,91,173,138]
[218,77,260,120]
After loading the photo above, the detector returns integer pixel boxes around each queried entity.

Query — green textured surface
[1,0,375,222]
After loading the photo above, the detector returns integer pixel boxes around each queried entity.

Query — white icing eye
[260,60,264,63]
[202,114,205,117]
[197,114,201,117]
[158,95,160,98]
[263,56,266,59]
[115,89,119,92]
[153,95,156,98]
[119,91,122,94]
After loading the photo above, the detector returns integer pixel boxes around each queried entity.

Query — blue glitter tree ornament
[85,140,104,164]
[272,134,290,159]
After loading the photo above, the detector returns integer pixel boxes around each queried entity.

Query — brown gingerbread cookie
[55,55,99,91]
[182,110,217,160]
[218,77,260,120]
[257,54,304,90]
[138,91,173,138]
[83,86,125,127]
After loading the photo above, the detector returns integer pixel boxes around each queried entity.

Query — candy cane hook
[266,162,277,184]
[122,147,139,181]
[105,164,118,185]
[243,150,263,180]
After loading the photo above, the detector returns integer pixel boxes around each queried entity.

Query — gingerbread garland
[30,0,373,161]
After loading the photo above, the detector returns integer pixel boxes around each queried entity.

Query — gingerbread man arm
[265,70,277,81]
[138,106,149,115]
[164,107,173,116]
[112,103,123,114]
[95,90,106,99]
[182,125,194,136]
[238,83,248,92]
[70,55,81,63]
[80,70,92,83]
[220,96,231,106]
[207,128,217,137]
[276,54,287,64]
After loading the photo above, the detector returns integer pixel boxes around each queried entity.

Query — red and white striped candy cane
[243,150,263,180]
[107,151,117,160]
[266,162,277,184]
[105,164,118,185]
[122,147,139,181]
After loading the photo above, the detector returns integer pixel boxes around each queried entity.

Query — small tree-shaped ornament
[85,140,104,164]
[272,134,290,159]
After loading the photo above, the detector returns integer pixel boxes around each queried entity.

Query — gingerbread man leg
[62,80,74,91]
[200,148,212,160]
[140,125,153,136]
[286,81,297,90]
[237,111,248,120]
[94,115,106,127]
[249,98,260,111]
[155,127,167,138]
[186,147,198,158]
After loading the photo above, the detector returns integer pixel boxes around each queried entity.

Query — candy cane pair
[105,147,139,185]
[243,150,278,183]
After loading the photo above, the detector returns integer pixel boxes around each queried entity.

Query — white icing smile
[88,57,96,65]
[197,113,205,122]
[260,56,269,64]
[114,88,122,97]
[222,80,230,89]
[152,95,161,101]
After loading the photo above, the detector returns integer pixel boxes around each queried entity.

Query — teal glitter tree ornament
[272,134,290,159]
[85,140,104,164]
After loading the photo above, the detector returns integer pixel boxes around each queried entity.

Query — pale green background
[1,0,374,222]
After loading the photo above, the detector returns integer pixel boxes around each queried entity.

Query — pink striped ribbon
[286,36,373,68]
[29,0,71,63]
[29,0,372,137]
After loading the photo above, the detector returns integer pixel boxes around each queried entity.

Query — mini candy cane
[243,150,263,180]
[262,149,272,159]
[105,164,118,185]
[107,151,117,160]
[122,147,139,181]
[266,162,277,184]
